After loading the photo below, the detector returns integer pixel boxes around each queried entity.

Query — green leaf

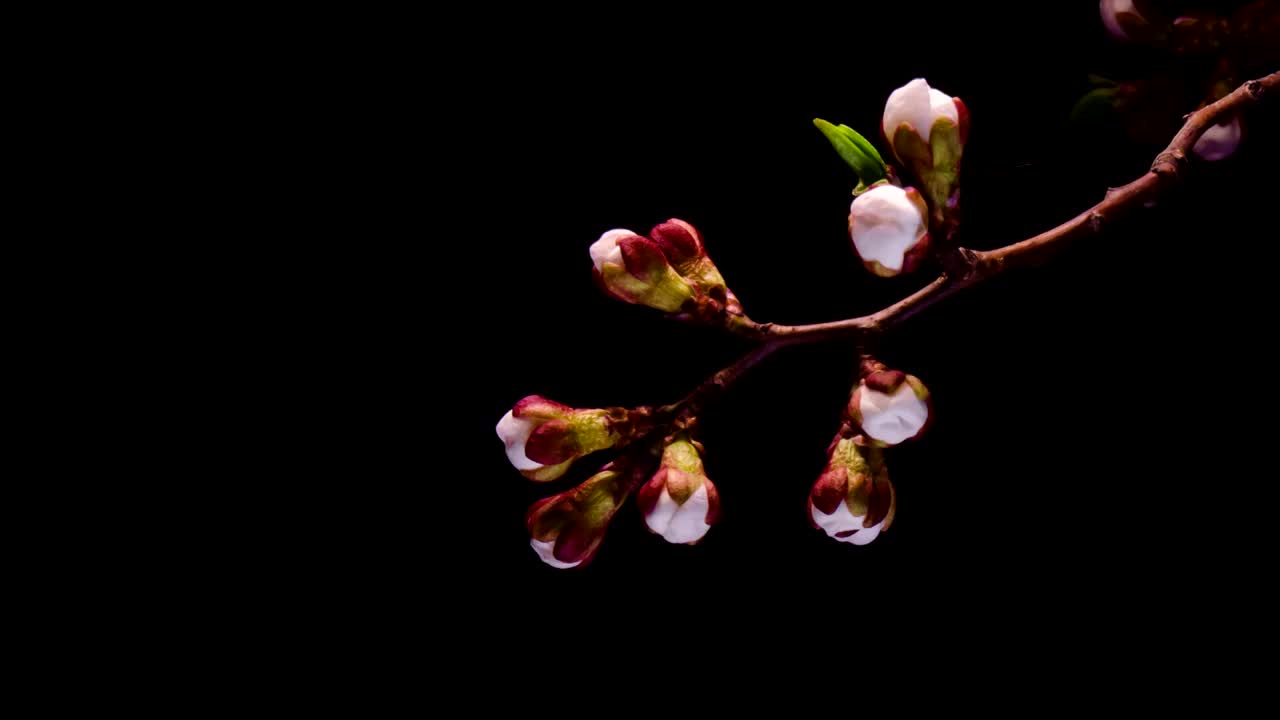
[814,118,886,184]
[836,124,884,166]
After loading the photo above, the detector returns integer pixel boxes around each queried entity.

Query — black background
[435,3,1278,644]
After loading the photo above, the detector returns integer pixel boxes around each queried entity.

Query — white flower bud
[1193,117,1242,162]
[849,184,930,276]
[883,78,958,144]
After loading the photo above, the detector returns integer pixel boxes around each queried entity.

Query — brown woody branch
[733,72,1276,342]
[666,71,1277,415]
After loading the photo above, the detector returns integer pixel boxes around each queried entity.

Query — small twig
[658,341,784,421]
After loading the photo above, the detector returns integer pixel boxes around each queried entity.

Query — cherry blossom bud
[883,78,960,148]
[591,220,741,322]
[526,467,631,569]
[848,364,931,447]
[848,184,931,277]
[882,78,968,230]
[1193,117,1242,162]
[809,435,896,546]
[1100,0,1150,42]
[496,395,648,482]
[636,435,721,545]
[591,229,696,313]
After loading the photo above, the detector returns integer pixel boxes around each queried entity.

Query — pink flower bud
[636,436,720,545]
[848,185,931,276]
[848,368,931,447]
[590,220,740,321]
[648,219,704,266]
[496,395,646,482]
[809,436,896,546]
[590,229,696,313]
[1193,116,1242,162]
[526,468,631,569]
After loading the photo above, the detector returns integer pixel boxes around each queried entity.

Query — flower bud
[636,435,721,545]
[1193,116,1241,162]
[848,365,931,447]
[591,229,696,313]
[591,220,741,322]
[883,78,960,148]
[496,395,647,482]
[882,78,967,230]
[1100,0,1150,42]
[848,184,931,277]
[526,467,631,569]
[809,435,896,546]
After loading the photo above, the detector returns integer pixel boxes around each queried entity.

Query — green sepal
[852,177,894,197]
[521,459,574,482]
[569,410,620,455]
[661,437,705,476]
[890,123,932,168]
[600,263,694,313]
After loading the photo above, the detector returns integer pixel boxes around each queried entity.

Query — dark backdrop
[438,3,1278,644]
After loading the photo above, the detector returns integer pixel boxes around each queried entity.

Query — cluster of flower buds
[809,358,925,548]
[637,434,720,545]
[590,219,741,323]
[496,395,650,481]
[882,78,968,232]
[809,434,896,546]
[848,359,931,447]
[525,463,638,568]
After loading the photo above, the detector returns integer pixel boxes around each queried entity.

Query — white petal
[644,487,679,536]
[589,229,633,272]
[530,538,581,569]
[859,383,929,445]
[661,484,711,544]
[811,500,863,538]
[1100,0,1137,40]
[850,185,924,272]
[1193,118,1241,162]
[928,88,958,127]
[844,521,883,546]
[496,410,545,471]
[884,78,931,141]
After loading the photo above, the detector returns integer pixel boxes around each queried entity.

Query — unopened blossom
[883,78,960,147]
[882,78,968,230]
[496,395,646,481]
[849,184,930,276]
[591,229,696,313]
[526,468,631,569]
[591,220,740,321]
[809,435,896,546]
[636,435,721,545]
[848,366,931,447]
[1100,0,1149,41]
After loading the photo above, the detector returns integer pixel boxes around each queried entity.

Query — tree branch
[731,71,1278,344]
[656,71,1276,422]
[657,341,784,421]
